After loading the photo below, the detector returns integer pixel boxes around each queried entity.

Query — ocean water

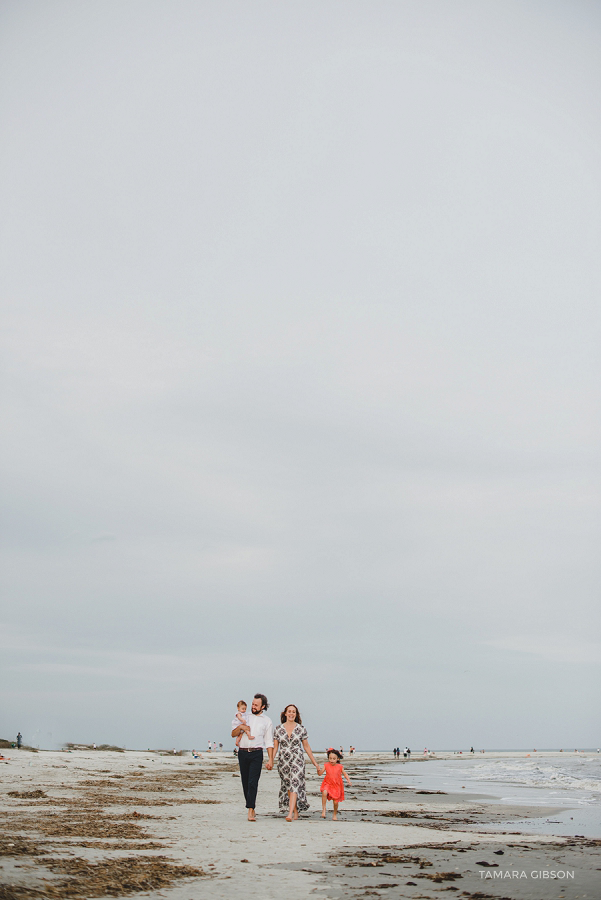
[376,754,601,838]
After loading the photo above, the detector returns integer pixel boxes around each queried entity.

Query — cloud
[0,0,600,749]
[484,635,601,665]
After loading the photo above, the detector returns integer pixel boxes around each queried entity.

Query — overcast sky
[1,0,600,752]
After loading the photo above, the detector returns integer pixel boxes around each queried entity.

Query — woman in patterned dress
[273,704,320,821]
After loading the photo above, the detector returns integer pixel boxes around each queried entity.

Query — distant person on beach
[17,733,22,749]
[273,704,320,821]
[231,693,274,822]
[317,749,352,820]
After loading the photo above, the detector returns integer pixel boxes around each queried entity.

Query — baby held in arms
[234,700,254,747]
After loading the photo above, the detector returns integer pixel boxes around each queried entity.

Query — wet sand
[1,749,599,899]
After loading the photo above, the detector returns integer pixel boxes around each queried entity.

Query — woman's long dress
[274,723,310,813]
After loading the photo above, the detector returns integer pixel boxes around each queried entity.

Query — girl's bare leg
[321,791,327,818]
[333,800,339,821]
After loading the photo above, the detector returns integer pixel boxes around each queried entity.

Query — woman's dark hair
[327,747,342,761]
[280,704,302,725]
[254,693,269,711]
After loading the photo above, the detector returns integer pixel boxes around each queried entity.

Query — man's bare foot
[247,809,256,821]
[320,812,326,818]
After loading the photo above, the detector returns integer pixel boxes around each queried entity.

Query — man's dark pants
[238,748,263,809]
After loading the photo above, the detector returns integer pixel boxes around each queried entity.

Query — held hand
[265,760,273,771]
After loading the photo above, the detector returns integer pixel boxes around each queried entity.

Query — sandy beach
[1,748,599,899]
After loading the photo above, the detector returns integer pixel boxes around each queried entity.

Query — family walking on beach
[231,693,351,822]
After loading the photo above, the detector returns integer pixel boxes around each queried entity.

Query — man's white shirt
[231,711,274,749]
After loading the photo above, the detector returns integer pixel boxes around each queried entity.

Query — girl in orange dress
[317,748,352,819]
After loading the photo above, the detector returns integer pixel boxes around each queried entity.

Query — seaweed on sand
[0,855,206,899]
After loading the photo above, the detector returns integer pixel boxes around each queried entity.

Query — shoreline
[370,751,601,838]
[1,748,599,899]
